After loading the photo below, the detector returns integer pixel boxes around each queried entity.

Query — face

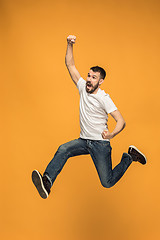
[86,70,103,94]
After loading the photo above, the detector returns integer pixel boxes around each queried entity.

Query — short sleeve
[77,77,86,93]
[102,94,117,114]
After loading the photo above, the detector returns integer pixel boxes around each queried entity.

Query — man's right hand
[65,35,81,85]
[67,35,76,45]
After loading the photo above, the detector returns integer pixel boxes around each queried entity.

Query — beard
[86,81,99,94]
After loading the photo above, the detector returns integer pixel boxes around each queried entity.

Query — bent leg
[89,141,132,188]
[44,138,89,186]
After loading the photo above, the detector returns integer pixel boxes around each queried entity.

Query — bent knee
[57,144,68,154]
[101,181,114,188]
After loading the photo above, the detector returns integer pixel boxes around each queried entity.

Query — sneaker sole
[32,170,49,199]
[129,145,147,164]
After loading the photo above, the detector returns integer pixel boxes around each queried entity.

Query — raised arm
[65,35,81,85]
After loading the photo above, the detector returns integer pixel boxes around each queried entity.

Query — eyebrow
[88,73,98,78]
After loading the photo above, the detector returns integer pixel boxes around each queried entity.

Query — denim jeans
[44,138,132,188]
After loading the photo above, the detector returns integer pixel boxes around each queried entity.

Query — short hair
[90,66,106,80]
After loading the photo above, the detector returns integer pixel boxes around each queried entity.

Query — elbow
[123,120,126,129]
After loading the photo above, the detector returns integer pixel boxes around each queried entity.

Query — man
[32,35,147,199]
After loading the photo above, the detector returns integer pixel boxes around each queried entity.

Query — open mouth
[86,82,92,87]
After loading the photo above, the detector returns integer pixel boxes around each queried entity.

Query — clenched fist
[67,35,76,44]
[102,130,114,140]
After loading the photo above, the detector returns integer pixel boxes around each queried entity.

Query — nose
[87,76,92,82]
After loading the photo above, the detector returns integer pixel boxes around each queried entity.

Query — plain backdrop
[0,0,160,239]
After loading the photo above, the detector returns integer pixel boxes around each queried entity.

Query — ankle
[43,174,52,188]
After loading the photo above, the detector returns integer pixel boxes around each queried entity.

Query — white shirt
[77,77,117,141]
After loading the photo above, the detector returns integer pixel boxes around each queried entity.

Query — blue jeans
[44,138,132,188]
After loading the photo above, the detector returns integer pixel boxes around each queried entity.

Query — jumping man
[32,35,147,199]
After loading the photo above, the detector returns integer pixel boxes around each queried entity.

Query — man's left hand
[102,130,114,140]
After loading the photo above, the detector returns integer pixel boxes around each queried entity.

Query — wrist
[111,132,115,138]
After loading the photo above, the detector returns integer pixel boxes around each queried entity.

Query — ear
[99,79,104,85]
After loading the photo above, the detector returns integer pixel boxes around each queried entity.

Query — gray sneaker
[128,145,147,165]
[32,170,51,199]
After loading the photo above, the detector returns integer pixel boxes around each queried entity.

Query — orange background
[0,0,160,239]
